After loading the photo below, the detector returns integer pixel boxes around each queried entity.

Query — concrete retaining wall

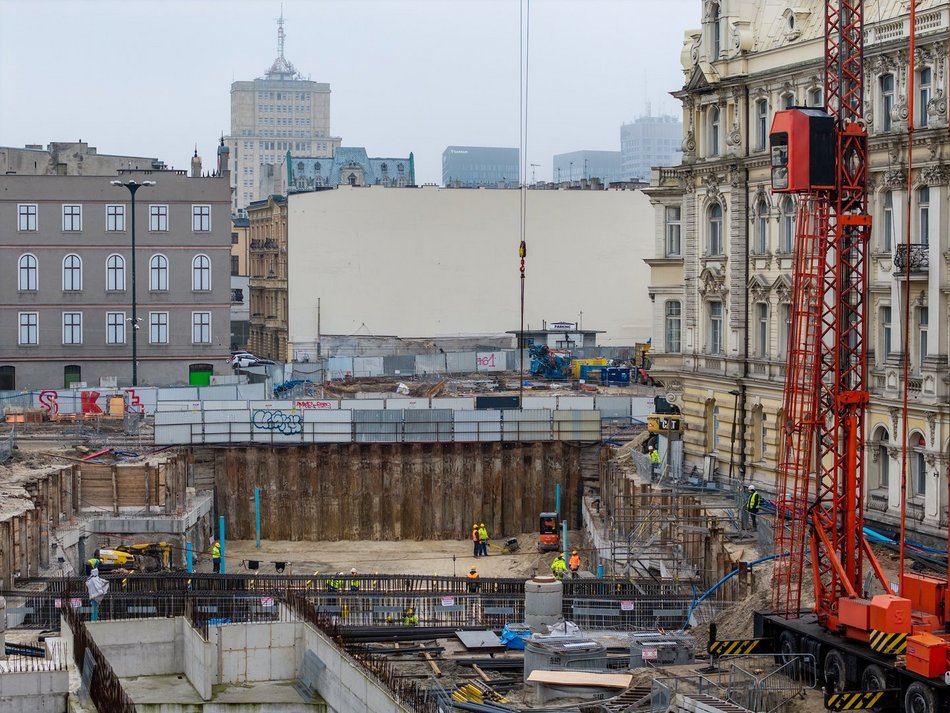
[86,618,182,678]
[0,671,68,713]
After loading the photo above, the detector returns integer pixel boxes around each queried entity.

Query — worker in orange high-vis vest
[471,523,480,557]
[569,550,581,578]
[467,567,480,593]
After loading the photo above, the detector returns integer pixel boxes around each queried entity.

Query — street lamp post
[111,179,154,386]
[728,389,741,483]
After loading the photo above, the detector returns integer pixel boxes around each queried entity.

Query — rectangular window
[17,204,37,231]
[192,205,211,232]
[18,312,38,345]
[665,206,681,256]
[709,302,723,354]
[756,303,769,357]
[914,451,927,496]
[919,68,931,128]
[755,209,768,253]
[62,312,82,345]
[62,204,82,231]
[106,312,126,345]
[106,204,126,232]
[778,304,791,358]
[882,306,892,362]
[755,99,769,151]
[231,255,240,276]
[882,192,894,252]
[665,301,682,353]
[918,186,930,246]
[149,204,169,231]
[192,312,212,344]
[919,306,928,363]
[149,312,169,345]
[881,74,894,132]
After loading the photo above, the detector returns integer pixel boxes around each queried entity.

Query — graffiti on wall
[252,409,303,435]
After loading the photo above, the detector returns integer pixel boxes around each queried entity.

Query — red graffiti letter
[80,391,102,414]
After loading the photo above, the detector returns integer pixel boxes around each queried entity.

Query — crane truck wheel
[905,681,937,713]
[860,664,887,691]
[777,631,800,675]
[822,649,848,693]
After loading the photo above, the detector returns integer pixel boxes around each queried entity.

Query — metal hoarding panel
[154,424,194,445]
[632,397,655,421]
[446,352,477,373]
[155,411,202,426]
[594,397,632,419]
[293,399,339,410]
[404,409,453,443]
[302,408,350,423]
[122,386,157,415]
[475,351,506,372]
[353,357,384,377]
[340,399,385,410]
[557,396,596,410]
[554,410,602,441]
[236,383,268,400]
[249,401,295,410]
[250,409,303,441]
[354,409,402,443]
[305,410,353,443]
[454,410,502,442]
[198,385,239,400]
[522,396,558,410]
[203,400,249,411]
[385,398,429,410]
[155,401,202,412]
[203,409,251,424]
[502,409,552,441]
[383,354,415,375]
[157,387,199,401]
[431,397,475,410]
[415,353,446,375]
[327,356,354,379]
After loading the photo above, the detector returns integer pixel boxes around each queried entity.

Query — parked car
[230,353,259,368]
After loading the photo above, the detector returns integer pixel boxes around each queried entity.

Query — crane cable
[897,0,917,596]
[518,0,530,406]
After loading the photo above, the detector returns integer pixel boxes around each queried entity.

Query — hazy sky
[0,0,696,185]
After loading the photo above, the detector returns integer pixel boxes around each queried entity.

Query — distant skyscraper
[442,147,519,187]
[227,13,342,211]
[552,150,623,184]
[620,114,682,181]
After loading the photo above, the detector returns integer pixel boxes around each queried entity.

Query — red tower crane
[708,2,950,711]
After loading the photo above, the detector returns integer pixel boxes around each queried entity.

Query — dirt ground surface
[216,531,584,578]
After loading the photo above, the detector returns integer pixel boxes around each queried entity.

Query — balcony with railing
[893,244,929,276]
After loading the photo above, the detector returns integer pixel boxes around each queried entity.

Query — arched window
[150,254,168,291]
[18,254,37,291]
[348,173,357,186]
[880,74,895,132]
[707,203,723,255]
[710,2,722,58]
[62,254,82,291]
[873,427,890,489]
[755,303,769,357]
[106,254,125,291]
[754,199,769,254]
[709,106,721,156]
[911,432,927,496]
[665,301,682,353]
[192,254,211,291]
[780,197,795,253]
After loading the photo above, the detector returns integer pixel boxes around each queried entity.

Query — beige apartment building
[227,16,341,211]
[645,0,949,540]
[247,195,288,361]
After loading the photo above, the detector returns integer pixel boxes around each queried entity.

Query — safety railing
[894,243,929,274]
[719,653,817,713]
[61,603,136,713]
[651,673,729,713]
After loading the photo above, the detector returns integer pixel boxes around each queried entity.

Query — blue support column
[555,483,561,517]
[597,563,604,578]
[562,520,568,561]
[255,487,261,549]
[91,600,99,622]
[186,542,193,573]
[219,515,226,575]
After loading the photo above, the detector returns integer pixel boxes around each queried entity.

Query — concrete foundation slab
[123,674,325,712]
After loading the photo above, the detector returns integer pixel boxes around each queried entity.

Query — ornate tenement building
[645,0,949,540]
[247,195,288,361]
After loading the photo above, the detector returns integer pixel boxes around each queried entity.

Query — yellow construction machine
[95,542,172,572]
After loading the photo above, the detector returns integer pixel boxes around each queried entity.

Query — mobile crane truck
[708,3,950,711]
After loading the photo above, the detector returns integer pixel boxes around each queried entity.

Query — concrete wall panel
[431,397,475,410]
[352,357,384,377]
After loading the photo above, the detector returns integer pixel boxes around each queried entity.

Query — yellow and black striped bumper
[825,690,890,710]
[707,638,761,656]
[868,629,907,655]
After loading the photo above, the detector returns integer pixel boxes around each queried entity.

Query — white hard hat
[749,486,756,491]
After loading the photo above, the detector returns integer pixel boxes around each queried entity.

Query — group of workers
[471,523,490,557]
[326,568,362,592]
[550,550,582,580]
